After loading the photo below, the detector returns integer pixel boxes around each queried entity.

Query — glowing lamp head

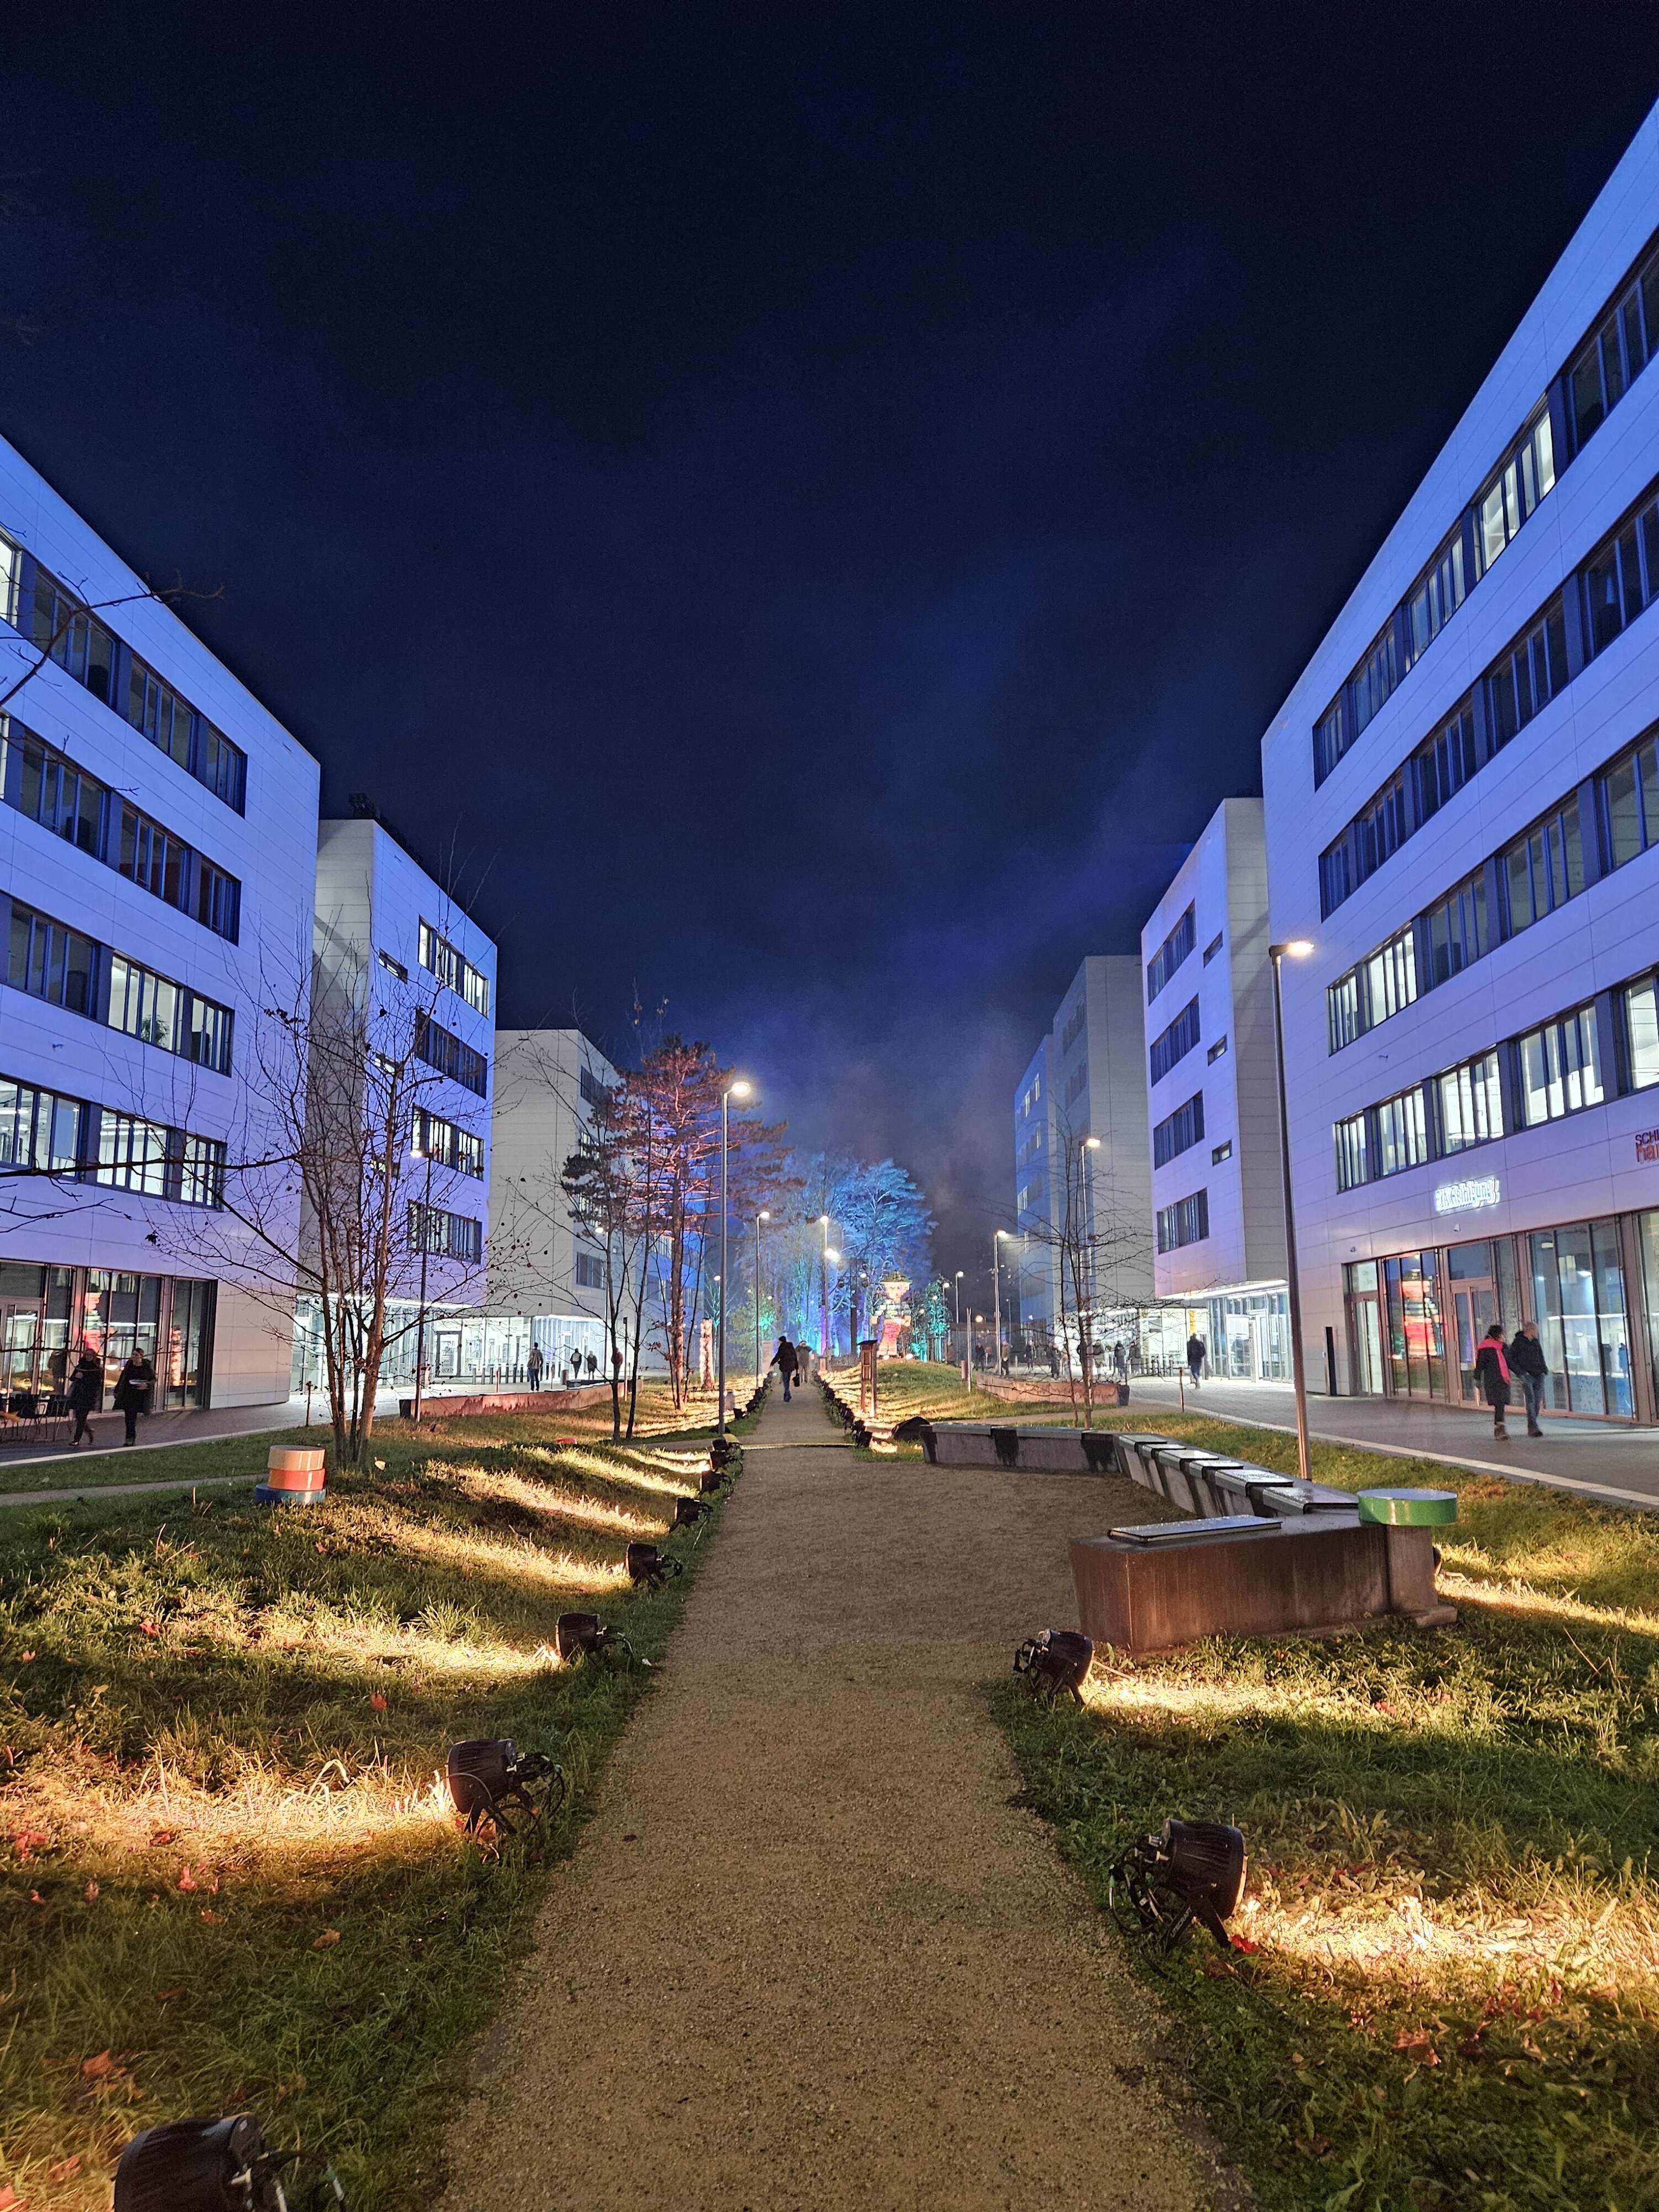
[759,1208,770,1221]
[729,1079,752,1099]
[825,1247,840,1264]
[1083,1136,1102,1151]
[1013,1627,1094,1704]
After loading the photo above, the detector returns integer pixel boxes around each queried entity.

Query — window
[378,950,409,982]
[412,1107,484,1178]
[1602,727,1659,869]
[127,656,194,771]
[196,859,239,940]
[1485,598,1568,750]
[94,1113,173,1198]
[7,905,94,1016]
[189,995,234,1076]
[117,805,186,910]
[419,920,489,1016]
[2,718,104,855]
[1211,1139,1232,1165]
[1625,975,1659,1091]
[1146,905,1196,1004]
[1016,1178,1042,1215]
[1424,869,1489,987]
[178,1135,226,1208]
[1203,932,1223,966]
[1207,1034,1228,1063]
[414,1011,488,1098]
[1348,622,1399,744]
[107,954,182,1052]
[1438,1052,1503,1153]
[1375,1087,1428,1177]
[1152,1091,1204,1168]
[1334,1114,1369,1193]
[1402,524,1468,670]
[574,1252,604,1289]
[1061,1000,1086,1053]
[0,530,18,628]
[1474,410,1556,576]
[1063,1062,1087,1107]
[0,1077,83,1172]
[1326,925,1416,1051]
[29,565,115,703]
[1413,698,1478,825]
[1155,1188,1208,1253]
[408,1201,482,1262]
[1583,480,1659,661]
[1353,774,1407,888]
[1502,795,1584,935]
[1567,233,1659,453]
[199,722,247,812]
[1149,998,1200,1084]
[1519,1003,1604,1126]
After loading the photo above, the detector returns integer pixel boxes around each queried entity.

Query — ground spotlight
[115,2113,343,2211]
[708,1437,739,1473]
[1109,1817,1248,1950]
[698,1465,726,1494]
[673,1495,710,1529]
[625,1540,683,1589]
[554,1610,640,1666]
[1013,1628,1094,1704]
[446,1738,566,1834]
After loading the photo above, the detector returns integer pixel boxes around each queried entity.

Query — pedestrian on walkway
[1473,1322,1512,1440]
[1507,1320,1548,1436]
[67,1347,101,1447]
[113,1348,155,1447]
[527,1341,544,1392]
[772,1335,798,1401]
[1113,1339,1129,1384]
[1186,1332,1206,1389]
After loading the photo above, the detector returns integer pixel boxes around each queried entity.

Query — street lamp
[754,1209,770,1384]
[1269,941,1315,1485]
[819,1213,833,1365]
[954,1269,964,1385]
[993,1229,1014,1379]
[717,1078,753,1438]
[1078,1138,1101,1394]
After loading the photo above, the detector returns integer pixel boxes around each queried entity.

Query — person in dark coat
[526,1342,544,1392]
[1472,1322,1511,1439]
[112,1349,155,1446]
[1186,1332,1206,1387]
[67,1348,102,1447]
[1507,1321,1548,1437]
[772,1336,798,1401]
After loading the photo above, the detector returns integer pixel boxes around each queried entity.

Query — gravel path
[440,1386,1226,2211]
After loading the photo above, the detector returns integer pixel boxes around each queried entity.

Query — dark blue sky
[4,4,1658,1290]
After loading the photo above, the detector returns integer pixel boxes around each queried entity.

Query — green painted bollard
[1357,1487,1458,1527]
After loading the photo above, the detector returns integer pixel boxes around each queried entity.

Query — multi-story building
[1261,98,1659,1423]
[1140,799,1290,1379]
[1011,956,1153,1358]
[0,432,320,1408]
[295,811,497,1393]
[488,1027,617,1381]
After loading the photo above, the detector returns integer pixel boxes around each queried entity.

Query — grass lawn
[989,1408,1659,2211]
[0,1407,740,2210]
[824,1357,1076,1427]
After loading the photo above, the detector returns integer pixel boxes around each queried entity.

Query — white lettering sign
[1433,1174,1500,1215]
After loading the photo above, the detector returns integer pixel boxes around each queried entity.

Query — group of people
[64,1346,156,1447]
[1473,1319,1550,1438]
[770,1337,809,1400]
[520,1343,603,1392]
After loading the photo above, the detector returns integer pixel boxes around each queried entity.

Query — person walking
[1473,1322,1512,1440]
[1507,1320,1549,1437]
[772,1335,798,1402]
[67,1347,101,1447]
[112,1348,155,1447]
[526,1340,544,1393]
[1113,1340,1130,1385]
[1186,1332,1206,1389]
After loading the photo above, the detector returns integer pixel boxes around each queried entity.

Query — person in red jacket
[1473,1323,1512,1441]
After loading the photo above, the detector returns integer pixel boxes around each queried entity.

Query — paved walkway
[440,1385,1223,2211]
[1124,1374,1659,1511]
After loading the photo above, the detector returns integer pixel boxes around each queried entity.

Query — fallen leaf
[312,1928,341,1950]
[199,1908,224,1924]
[176,1866,198,1892]
[1232,1936,1259,1954]
[0,2183,28,2207]
[1290,2052,1307,2067]
[17,1651,34,1662]
[28,1889,47,1906]
[139,1622,160,1639]
[1395,2028,1433,2050]
[1456,2033,1485,2058]
[81,2051,116,2078]
[83,1880,99,1902]
[158,1986,187,2000]
[149,1829,178,1847]
[1295,2137,1331,2157]
[8,1830,49,1861]
[370,1692,388,1712]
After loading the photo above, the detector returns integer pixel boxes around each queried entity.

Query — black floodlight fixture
[1109,1817,1248,1950]
[708,1436,739,1472]
[673,1494,711,1529]
[625,1540,684,1589]
[446,1738,566,1834]
[116,2114,344,2212]
[698,1464,726,1495]
[1013,1628,1094,1705]
[554,1610,642,1666]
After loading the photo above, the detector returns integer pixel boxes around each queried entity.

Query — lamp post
[954,1269,964,1384]
[754,1209,770,1384]
[1269,941,1315,1486]
[1077,1137,1100,1395]
[717,1078,752,1438]
[819,1213,832,1365]
[993,1229,1013,1379]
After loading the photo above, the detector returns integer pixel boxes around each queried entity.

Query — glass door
[1,1305,41,1400]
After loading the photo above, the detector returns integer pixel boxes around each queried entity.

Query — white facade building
[295,813,497,1392]
[1261,99,1659,1424]
[489,1027,618,1381]
[0,432,320,1408]
[1141,799,1290,1379]
[1011,955,1153,1355]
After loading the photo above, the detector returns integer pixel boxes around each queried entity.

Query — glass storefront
[1381,1250,1446,1398]
[292,1297,606,1395]
[0,1264,214,1411]
[1529,1219,1631,1416]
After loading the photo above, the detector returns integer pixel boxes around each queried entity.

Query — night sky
[4,5,1659,1292]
